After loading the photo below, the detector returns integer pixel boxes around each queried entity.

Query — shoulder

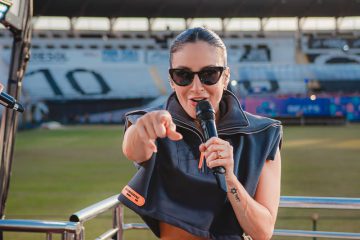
[243,111,282,133]
[243,112,283,156]
[245,111,281,127]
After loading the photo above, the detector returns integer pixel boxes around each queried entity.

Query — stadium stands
[1,17,359,125]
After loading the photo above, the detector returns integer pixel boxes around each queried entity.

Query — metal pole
[74,229,82,240]
[312,213,319,240]
[0,0,33,219]
[112,207,117,240]
[62,231,74,240]
[46,232,53,240]
[79,226,85,240]
[116,205,124,240]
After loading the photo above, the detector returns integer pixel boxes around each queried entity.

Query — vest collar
[165,90,249,133]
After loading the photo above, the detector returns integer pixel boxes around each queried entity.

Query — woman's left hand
[199,137,234,176]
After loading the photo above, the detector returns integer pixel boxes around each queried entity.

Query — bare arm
[202,138,281,240]
[226,149,281,240]
[122,110,182,163]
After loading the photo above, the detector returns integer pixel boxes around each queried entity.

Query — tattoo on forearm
[230,187,241,202]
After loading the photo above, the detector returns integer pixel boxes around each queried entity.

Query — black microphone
[0,91,24,112]
[196,100,227,192]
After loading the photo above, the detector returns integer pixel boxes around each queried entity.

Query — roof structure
[34,0,360,18]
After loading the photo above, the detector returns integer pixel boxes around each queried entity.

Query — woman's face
[170,41,229,119]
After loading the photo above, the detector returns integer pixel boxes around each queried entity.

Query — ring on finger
[217,151,223,159]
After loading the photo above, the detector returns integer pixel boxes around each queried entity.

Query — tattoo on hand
[230,187,241,202]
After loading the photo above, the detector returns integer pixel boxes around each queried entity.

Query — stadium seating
[1,28,359,124]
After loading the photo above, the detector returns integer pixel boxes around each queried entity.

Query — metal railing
[69,195,123,240]
[280,196,360,209]
[0,219,82,240]
[1,195,360,239]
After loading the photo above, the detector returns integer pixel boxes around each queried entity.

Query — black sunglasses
[169,66,226,86]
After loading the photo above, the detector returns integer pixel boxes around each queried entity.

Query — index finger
[204,137,222,148]
[166,121,183,141]
[158,111,173,127]
[158,111,182,141]
[199,143,207,152]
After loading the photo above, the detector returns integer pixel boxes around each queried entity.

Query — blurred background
[0,0,359,239]
[1,1,360,126]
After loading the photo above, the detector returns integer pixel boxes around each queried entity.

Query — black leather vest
[119,91,282,240]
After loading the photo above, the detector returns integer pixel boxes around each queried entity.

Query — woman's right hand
[134,110,183,153]
[0,83,4,93]
[122,110,183,162]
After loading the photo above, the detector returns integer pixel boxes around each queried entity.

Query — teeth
[192,98,205,102]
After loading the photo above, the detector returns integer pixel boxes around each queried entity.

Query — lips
[189,97,207,107]
[190,98,207,103]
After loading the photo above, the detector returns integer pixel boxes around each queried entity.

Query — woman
[119,27,282,240]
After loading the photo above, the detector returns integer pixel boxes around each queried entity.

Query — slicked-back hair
[169,27,227,67]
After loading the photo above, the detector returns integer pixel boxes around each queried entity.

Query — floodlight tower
[0,0,33,224]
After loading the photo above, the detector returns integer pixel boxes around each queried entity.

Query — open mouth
[190,98,207,103]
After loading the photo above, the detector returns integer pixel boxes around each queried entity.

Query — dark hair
[169,27,227,67]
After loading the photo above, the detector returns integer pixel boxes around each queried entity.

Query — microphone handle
[0,92,15,108]
[201,120,227,192]
[201,120,218,138]
[0,92,24,112]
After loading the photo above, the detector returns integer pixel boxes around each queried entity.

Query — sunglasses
[169,66,226,86]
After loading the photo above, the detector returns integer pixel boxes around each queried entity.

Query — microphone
[196,100,227,192]
[0,91,24,112]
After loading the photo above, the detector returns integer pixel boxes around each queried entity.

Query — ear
[223,67,230,89]
[168,77,175,90]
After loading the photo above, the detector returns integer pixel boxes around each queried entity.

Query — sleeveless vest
[119,90,282,239]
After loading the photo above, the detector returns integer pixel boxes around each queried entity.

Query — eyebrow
[172,65,218,70]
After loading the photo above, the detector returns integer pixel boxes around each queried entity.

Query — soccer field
[4,124,360,239]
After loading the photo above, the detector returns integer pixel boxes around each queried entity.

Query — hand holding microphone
[196,100,229,192]
[0,83,24,112]
[199,137,234,174]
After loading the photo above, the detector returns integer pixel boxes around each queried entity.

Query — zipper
[172,116,205,142]
[172,116,208,173]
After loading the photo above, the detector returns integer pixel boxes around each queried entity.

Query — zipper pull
[198,151,205,173]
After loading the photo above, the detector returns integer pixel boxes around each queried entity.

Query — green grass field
[3,124,360,239]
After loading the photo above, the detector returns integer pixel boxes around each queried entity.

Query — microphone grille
[196,100,215,121]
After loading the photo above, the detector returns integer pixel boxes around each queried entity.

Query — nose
[190,73,204,91]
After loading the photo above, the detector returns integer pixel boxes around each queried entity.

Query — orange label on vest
[121,185,145,206]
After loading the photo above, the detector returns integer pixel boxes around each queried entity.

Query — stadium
[1,1,360,126]
[0,0,360,239]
